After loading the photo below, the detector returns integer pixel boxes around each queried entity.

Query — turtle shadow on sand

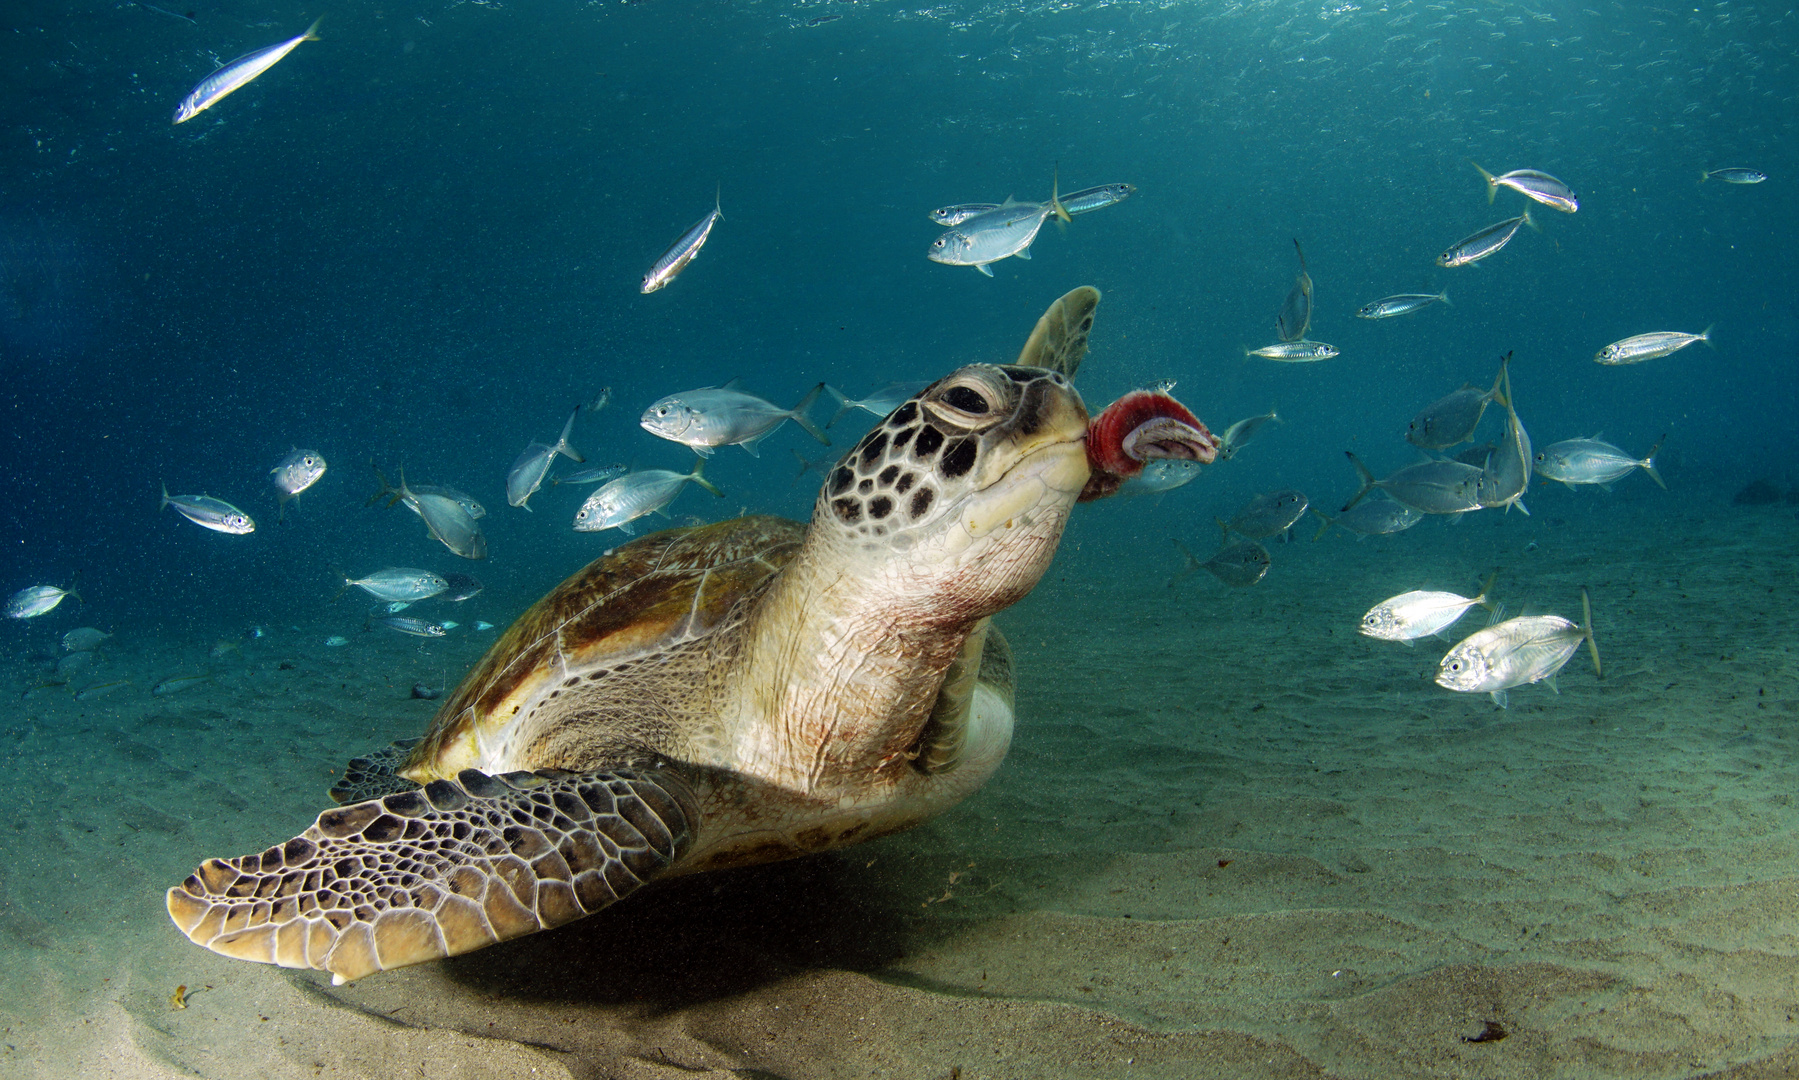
[422,852,928,1009]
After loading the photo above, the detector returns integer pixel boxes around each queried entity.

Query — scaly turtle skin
[167,319,1109,987]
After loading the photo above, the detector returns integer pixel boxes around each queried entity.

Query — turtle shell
[401,515,804,781]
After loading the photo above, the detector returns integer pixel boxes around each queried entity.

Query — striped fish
[173,18,322,124]
[642,188,723,293]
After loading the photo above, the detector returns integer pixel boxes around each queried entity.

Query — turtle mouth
[955,434,1089,541]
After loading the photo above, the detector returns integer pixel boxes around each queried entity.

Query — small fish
[1534,436,1666,490]
[1116,459,1203,497]
[508,408,585,511]
[929,203,1001,227]
[1407,353,1509,450]
[1593,326,1713,365]
[474,621,496,631]
[1343,452,1484,515]
[641,383,829,456]
[5,583,80,619]
[62,627,113,653]
[381,601,413,614]
[573,458,723,535]
[342,568,448,603]
[161,484,255,534]
[642,187,723,293]
[1246,341,1338,362]
[1474,362,1532,515]
[57,651,97,678]
[377,616,447,638]
[1216,409,1281,461]
[324,635,349,646]
[805,13,843,26]
[1172,539,1270,588]
[1701,168,1766,185]
[21,680,68,700]
[1471,163,1579,212]
[552,464,630,486]
[152,674,213,696]
[1276,238,1313,343]
[270,448,327,521]
[74,679,131,701]
[825,382,932,427]
[929,184,1133,225]
[586,387,613,413]
[408,483,486,520]
[1437,209,1536,267]
[440,572,485,601]
[172,17,322,124]
[1357,290,1451,320]
[1437,589,1600,708]
[1360,572,1497,644]
[438,621,459,631]
[411,683,442,700]
[1218,490,1309,542]
[927,171,1071,276]
[209,640,241,661]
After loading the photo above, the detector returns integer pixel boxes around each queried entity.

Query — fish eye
[931,237,945,249]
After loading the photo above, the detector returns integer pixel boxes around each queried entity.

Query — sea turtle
[167,287,1216,985]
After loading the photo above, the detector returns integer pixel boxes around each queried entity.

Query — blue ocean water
[2,2,1797,1074]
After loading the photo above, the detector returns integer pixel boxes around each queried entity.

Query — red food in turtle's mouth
[1080,390,1219,501]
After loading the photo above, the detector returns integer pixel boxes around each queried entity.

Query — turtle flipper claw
[167,768,695,984]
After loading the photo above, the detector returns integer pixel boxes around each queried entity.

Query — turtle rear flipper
[329,738,424,803]
[167,767,695,985]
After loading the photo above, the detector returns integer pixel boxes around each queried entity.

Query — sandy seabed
[3,478,1798,1080]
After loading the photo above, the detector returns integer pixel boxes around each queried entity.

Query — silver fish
[1343,452,1484,515]
[1472,163,1579,213]
[1533,436,1666,490]
[410,484,486,520]
[270,448,327,521]
[369,468,488,558]
[1116,459,1203,497]
[1437,589,1599,708]
[1594,326,1712,365]
[1217,409,1281,461]
[508,407,585,511]
[641,383,829,457]
[74,679,131,700]
[1309,501,1423,541]
[161,485,255,534]
[552,464,630,486]
[1218,490,1308,541]
[1475,363,1531,515]
[61,627,112,652]
[1453,443,1498,469]
[1437,209,1535,267]
[1173,539,1270,588]
[440,572,485,602]
[152,674,213,696]
[342,568,448,604]
[572,459,723,535]
[1275,238,1313,343]
[927,173,1071,276]
[929,183,1131,226]
[172,17,322,124]
[1360,573,1496,643]
[641,188,722,293]
[1407,354,1508,450]
[586,387,613,413]
[5,584,79,619]
[1357,290,1451,320]
[1701,168,1766,185]
[377,616,447,638]
[1247,341,1338,362]
[57,651,97,678]
[826,381,932,427]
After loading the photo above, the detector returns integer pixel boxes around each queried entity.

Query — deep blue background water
[2,0,1793,640]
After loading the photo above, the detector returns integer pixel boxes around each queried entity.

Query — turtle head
[816,363,1089,616]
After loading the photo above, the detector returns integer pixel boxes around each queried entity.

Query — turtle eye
[941,386,989,414]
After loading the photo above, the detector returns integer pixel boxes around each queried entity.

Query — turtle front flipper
[329,737,424,803]
[166,767,696,984]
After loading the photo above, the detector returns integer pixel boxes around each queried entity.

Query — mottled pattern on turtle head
[821,364,1084,545]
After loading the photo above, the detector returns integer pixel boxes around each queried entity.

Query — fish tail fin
[1341,451,1376,512]
[1699,170,1709,184]
[1215,516,1232,547]
[1292,237,1307,274]
[1579,587,1601,677]
[1492,350,1513,406]
[1471,160,1497,201]
[1438,289,1453,308]
[303,16,323,40]
[1049,163,1071,224]
[1699,323,1716,348]
[714,181,723,222]
[555,407,585,463]
[1167,538,1201,586]
[1521,207,1540,232]
[790,448,813,482]
[365,460,396,507]
[689,457,725,498]
[160,482,171,511]
[1641,435,1667,489]
[823,384,855,429]
[1308,507,1334,542]
[788,382,831,445]
[330,569,351,603]
[1475,569,1500,612]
